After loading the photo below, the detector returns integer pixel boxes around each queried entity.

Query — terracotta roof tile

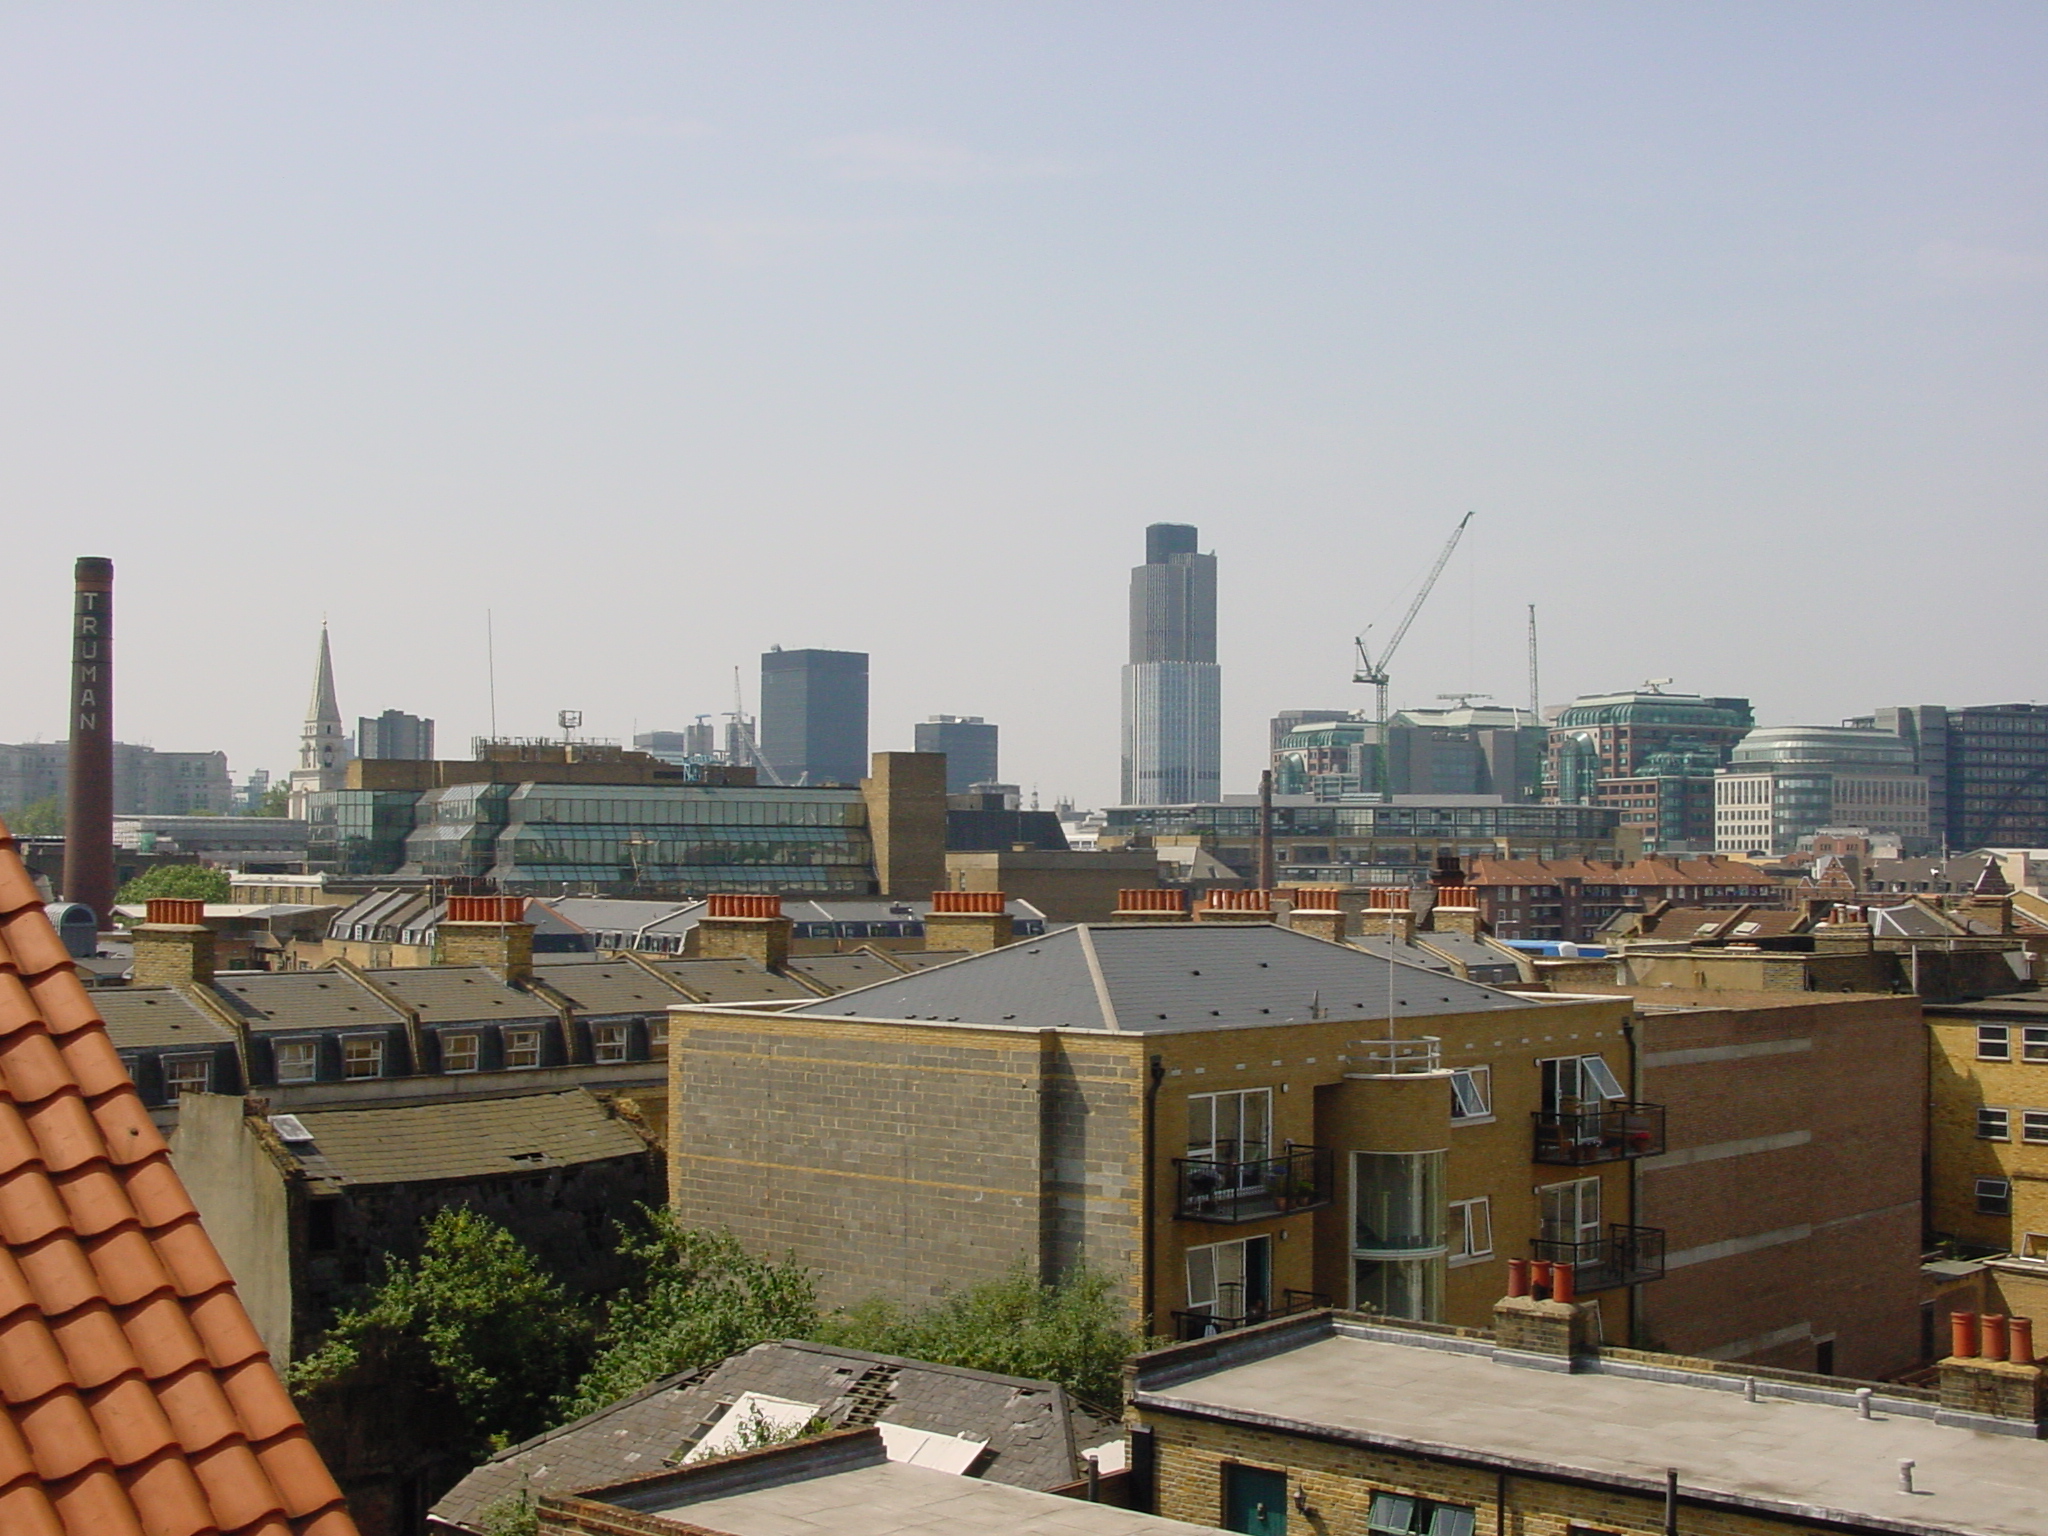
[0,823,359,1536]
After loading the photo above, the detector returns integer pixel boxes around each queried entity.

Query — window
[1539,1054,1625,1112]
[1979,1107,2013,1141]
[2026,1027,2048,1063]
[342,1037,384,1079]
[1186,1236,1270,1324]
[1977,1178,2012,1216]
[442,1033,480,1073]
[593,1024,630,1063]
[1449,1067,1492,1122]
[505,1028,542,1069]
[1368,1493,1475,1536]
[648,1015,669,1048]
[1353,1151,1446,1321]
[1539,1177,1603,1255]
[2024,1110,2048,1145]
[164,1056,211,1096]
[1449,1198,1492,1265]
[1979,1025,2013,1061]
[274,1040,317,1083]
[1188,1089,1272,1167]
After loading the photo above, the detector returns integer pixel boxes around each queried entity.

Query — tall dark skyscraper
[1121,523,1221,804]
[358,710,435,761]
[915,715,999,795]
[760,648,869,785]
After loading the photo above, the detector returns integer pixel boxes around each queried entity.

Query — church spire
[290,625,352,816]
[306,624,342,732]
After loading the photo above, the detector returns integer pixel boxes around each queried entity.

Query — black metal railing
[1170,1290,1332,1341]
[1174,1146,1335,1223]
[1532,1102,1666,1164]
[1530,1224,1666,1291]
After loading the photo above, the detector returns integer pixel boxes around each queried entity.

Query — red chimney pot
[1951,1310,1981,1359]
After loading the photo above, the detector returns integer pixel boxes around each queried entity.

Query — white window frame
[442,1033,480,1074]
[164,1055,212,1096]
[1450,1066,1492,1123]
[2025,1026,2048,1063]
[504,1027,543,1069]
[1539,1054,1626,1113]
[593,1024,630,1064]
[1979,1025,2013,1061]
[1978,1107,2012,1141]
[341,1036,385,1080]
[1538,1176,1603,1251]
[1184,1235,1269,1320]
[274,1039,317,1084]
[1976,1177,2012,1216]
[1448,1197,1493,1266]
[648,1014,670,1047]
[1186,1088,1273,1167]
[2020,1232,2048,1260]
[2023,1109,2048,1145]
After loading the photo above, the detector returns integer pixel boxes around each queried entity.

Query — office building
[357,708,434,761]
[1122,523,1220,805]
[914,714,999,794]
[1272,705,1545,800]
[0,741,233,817]
[1547,686,1754,852]
[759,647,868,785]
[1857,703,2048,851]
[1714,724,1931,856]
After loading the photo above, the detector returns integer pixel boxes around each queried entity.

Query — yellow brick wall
[1928,1016,2048,1251]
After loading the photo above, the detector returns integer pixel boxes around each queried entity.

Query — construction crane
[724,666,784,786]
[1353,511,1474,801]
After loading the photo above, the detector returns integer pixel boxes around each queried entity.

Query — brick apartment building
[1469,856,1782,943]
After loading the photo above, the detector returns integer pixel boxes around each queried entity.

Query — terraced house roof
[94,989,241,1052]
[0,823,357,1535]
[210,973,405,1034]
[361,967,554,1023]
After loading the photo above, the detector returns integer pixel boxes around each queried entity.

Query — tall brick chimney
[691,893,793,970]
[132,898,215,988]
[861,752,948,898]
[63,557,115,927]
[433,895,535,979]
[924,890,1013,953]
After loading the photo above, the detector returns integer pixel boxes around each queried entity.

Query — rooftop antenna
[486,609,499,739]
[1527,604,1539,718]
[1354,511,1473,802]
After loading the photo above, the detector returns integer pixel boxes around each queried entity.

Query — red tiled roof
[0,823,358,1536]
[1469,857,1779,887]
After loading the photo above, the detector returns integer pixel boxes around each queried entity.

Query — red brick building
[1471,856,1783,943]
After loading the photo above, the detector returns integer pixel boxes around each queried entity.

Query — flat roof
[1137,1322,2048,1536]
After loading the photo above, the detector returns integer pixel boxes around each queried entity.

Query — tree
[561,1211,819,1421]
[816,1263,1149,1411]
[257,781,291,817]
[5,797,62,836]
[115,864,232,906]
[290,1208,592,1458]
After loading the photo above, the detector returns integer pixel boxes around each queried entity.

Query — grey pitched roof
[533,962,690,1016]
[638,958,817,1003]
[428,1339,1118,1532]
[210,970,407,1033]
[879,949,974,971]
[96,988,239,1050]
[365,966,558,1023]
[783,953,907,995]
[808,923,1536,1032]
[278,1088,651,1194]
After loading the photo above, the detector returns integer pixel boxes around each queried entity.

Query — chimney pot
[1551,1262,1576,1305]
[1983,1314,2010,1363]
[1531,1260,1554,1297]
[930,890,1005,915]
[1506,1258,1529,1298]
[145,898,205,927]
[1951,1310,1981,1359]
[2011,1316,2035,1365]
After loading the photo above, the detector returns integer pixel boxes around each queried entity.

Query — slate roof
[0,823,358,1534]
[210,972,406,1034]
[273,1089,651,1196]
[94,988,242,1051]
[783,954,907,996]
[361,967,555,1024]
[877,949,973,972]
[428,1339,1120,1532]
[636,959,816,1004]
[807,923,1536,1032]
[531,963,689,1016]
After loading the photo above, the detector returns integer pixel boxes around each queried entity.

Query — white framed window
[2025,1026,2048,1063]
[1368,1492,1475,1536]
[274,1040,317,1083]
[1450,1067,1492,1122]
[648,1015,670,1048]
[164,1056,211,1096]
[1978,1107,2012,1141]
[1187,1088,1272,1167]
[1352,1151,1447,1321]
[1538,1176,1602,1256]
[2024,1110,2048,1145]
[1976,1177,2012,1216]
[2020,1232,2048,1260]
[1448,1198,1492,1265]
[505,1027,542,1069]
[342,1037,384,1080]
[442,1033,480,1074]
[1979,1025,2012,1061]
[593,1024,630,1063]
[1539,1054,1625,1112]
[1185,1235,1270,1323]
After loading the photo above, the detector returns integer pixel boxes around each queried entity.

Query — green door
[1223,1463,1288,1535]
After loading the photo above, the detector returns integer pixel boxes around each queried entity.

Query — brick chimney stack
[1491,1259,1598,1368]
[691,893,793,970]
[1353,888,1415,945]
[63,557,116,928]
[1111,888,1190,923]
[132,898,215,988]
[1428,885,1482,938]
[1285,889,1348,945]
[433,895,535,979]
[924,890,1012,953]
[1195,889,1275,924]
[1936,1311,2045,1435]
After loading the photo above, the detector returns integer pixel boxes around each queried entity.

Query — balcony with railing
[1532,1101,1666,1164]
[1346,1036,1442,1076]
[1174,1145,1335,1224]
[1530,1223,1666,1291]
[1171,1289,1332,1342]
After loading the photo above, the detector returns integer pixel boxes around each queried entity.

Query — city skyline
[0,6,2042,808]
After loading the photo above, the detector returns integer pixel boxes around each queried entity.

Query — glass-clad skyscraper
[759,648,869,786]
[1121,523,1221,804]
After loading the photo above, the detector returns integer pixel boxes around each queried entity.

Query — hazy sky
[3,4,2042,807]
